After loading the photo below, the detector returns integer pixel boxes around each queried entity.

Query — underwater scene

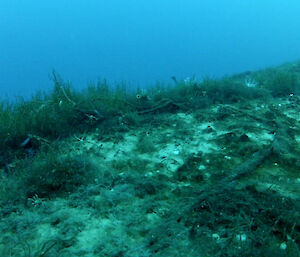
[0,62,300,256]
[1,1,300,257]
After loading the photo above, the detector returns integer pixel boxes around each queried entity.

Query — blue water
[1,0,300,99]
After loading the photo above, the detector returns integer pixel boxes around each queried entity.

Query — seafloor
[0,62,300,257]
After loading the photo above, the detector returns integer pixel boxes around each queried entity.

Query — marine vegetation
[0,61,300,256]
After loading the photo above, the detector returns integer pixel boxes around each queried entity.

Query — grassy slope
[0,62,300,256]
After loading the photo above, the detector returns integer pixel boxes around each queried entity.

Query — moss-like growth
[256,69,298,96]
[23,150,96,198]
[135,134,157,154]
[0,146,97,205]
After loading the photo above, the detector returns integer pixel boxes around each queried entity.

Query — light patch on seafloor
[176,112,195,124]
[257,180,300,200]
[247,131,274,144]
[76,218,114,252]
[103,134,138,162]
[296,135,300,144]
